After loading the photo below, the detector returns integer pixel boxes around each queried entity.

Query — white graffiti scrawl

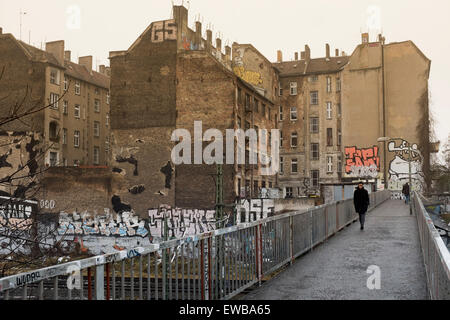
[57,210,149,238]
[388,139,424,191]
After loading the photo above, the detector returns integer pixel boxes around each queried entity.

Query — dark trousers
[358,212,366,227]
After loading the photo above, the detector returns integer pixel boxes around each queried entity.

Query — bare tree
[0,65,85,277]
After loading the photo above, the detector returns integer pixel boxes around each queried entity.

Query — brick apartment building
[0,28,111,169]
[108,5,279,213]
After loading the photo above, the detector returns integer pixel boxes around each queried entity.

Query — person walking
[354,182,370,230]
[402,182,410,205]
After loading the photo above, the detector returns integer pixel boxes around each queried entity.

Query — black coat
[402,184,410,196]
[354,187,370,214]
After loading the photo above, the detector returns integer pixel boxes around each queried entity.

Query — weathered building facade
[341,33,431,192]
[109,5,279,214]
[274,45,349,198]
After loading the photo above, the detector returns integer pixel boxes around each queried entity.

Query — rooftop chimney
[300,51,305,60]
[294,52,298,60]
[277,50,283,63]
[304,45,311,62]
[173,5,188,29]
[225,45,231,58]
[79,56,93,72]
[45,40,65,66]
[64,50,71,62]
[335,49,339,57]
[325,44,330,59]
[195,21,202,46]
[206,29,212,50]
[361,33,369,44]
[216,38,222,52]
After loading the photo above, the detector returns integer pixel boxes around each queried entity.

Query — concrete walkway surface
[244,199,428,300]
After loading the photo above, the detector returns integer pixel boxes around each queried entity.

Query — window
[310,91,319,105]
[49,93,59,109]
[311,143,319,160]
[269,181,273,188]
[106,113,110,127]
[337,155,342,173]
[326,76,332,93]
[74,160,80,166]
[285,187,293,198]
[74,105,80,118]
[253,180,259,198]
[95,88,100,95]
[291,132,298,148]
[290,107,297,121]
[94,121,100,137]
[245,121,250,130]
[63,101,68,115]
[279,106,283,121]
[254,98,259,112]
[309,75,318,82]
[50,69,60,85]
[94,99,100,113]
[64,76,68,91]
[280,156,284,174]
[280,131,283,147]
[336,78,341,92]
[105,139,110,153]
[337,130,342,146]
[49,152,58,167]
[245,93,250,110]
[291,158,298,173]
[237,116,241,128]
[93,146,100,165]
[238,87,242,104]
[74,130,80,148]
[337,103,342,117]
[62,128,67,145]
[310,117,319,133]
[49,121,59,142]
[75,81,81,95]
[106,91,110,105]
[290,82,297,95]
[311,170,319,188]
[326,102,332,119]
[327,128,333,146]
[327,156,333,173]
[262,104,266,117]
[279,87,283,96]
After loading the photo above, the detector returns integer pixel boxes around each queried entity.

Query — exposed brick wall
[110,32,177,129]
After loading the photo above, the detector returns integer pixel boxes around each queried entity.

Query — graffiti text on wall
[345,146,380,178]
[150,19,177,43]
[57,211,149,238]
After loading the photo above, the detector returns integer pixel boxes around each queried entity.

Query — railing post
[95,264,105,300]
[289,216,294,265]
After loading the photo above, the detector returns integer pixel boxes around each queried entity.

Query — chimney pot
[335,49,339,57]
[78,56,93,72]
[294,52,298,60]
[277,50,283,63]
[361,33,369,44]
[300,51,305,60]
[216,38,222,51]
[326,44,330,59]
[305,45,311,61]
[64,50,71,62]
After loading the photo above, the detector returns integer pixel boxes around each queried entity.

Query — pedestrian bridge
[1,191,449,300]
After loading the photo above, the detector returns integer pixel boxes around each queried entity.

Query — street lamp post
[377,137,413,215]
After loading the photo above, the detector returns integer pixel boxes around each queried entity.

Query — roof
[18,40,64,68]
[14,39,109,88]
[64,60,110,89]
[273,56,350,77]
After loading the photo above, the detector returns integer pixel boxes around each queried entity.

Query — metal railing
[0,190,390,300]
[413,192,450,300]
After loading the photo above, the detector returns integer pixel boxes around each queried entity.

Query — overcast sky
[1,0,448,160]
